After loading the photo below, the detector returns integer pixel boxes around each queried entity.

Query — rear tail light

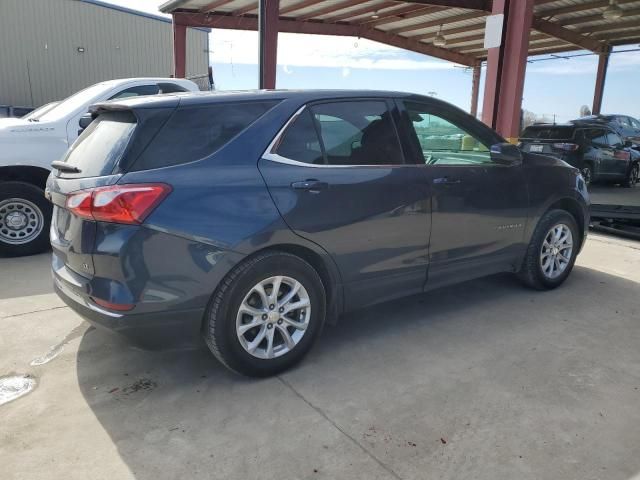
[614,150,631,161]
[65,183,171,224]
[552,142,579,152]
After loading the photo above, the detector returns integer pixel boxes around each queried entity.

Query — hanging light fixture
[603,0,623,20]
[433,25,446,47]
[371,10,379,19]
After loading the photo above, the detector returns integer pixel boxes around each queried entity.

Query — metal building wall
[0,0,209,107]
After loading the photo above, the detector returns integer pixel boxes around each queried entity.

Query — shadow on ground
[76,267,640,480]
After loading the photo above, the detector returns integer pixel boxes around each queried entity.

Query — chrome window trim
[261,103,408,169]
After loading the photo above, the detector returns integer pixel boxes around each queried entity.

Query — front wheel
[204,251,326,377]
[0,181,52,257]
[518,209,580,290]
[623,162,639,188]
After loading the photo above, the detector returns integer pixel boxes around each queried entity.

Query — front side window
[403,102,491,166]
[274,100,404,166]
[629,117,640,129]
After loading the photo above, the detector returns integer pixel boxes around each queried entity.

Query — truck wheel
[517,209,579,290]
[203,251,326,377]
[623,162,639,188]
[0,181,52,257]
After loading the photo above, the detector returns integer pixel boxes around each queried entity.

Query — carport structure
[160,0,640,141]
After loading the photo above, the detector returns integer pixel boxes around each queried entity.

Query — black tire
[0,181,52,257]
[622,162,639,188]
[518,209,580,290]
[581,164,593,186]
[203,251,326,377]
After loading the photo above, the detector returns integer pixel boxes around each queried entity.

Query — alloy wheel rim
[581,167,592,185]
[631,164,639,185]
[0,198,44,245]
[540,223,573,279]
[236,275,311,359]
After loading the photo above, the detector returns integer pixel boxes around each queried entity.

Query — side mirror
[79,113,94,130]
[490,142,522,165]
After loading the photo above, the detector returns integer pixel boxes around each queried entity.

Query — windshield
[31,83,113,122]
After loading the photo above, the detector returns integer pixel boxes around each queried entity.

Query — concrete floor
[1,234,639,480]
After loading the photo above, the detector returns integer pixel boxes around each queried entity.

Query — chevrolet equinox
[47,91,590,376]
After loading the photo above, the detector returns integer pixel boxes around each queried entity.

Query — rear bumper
[53,265,205,349]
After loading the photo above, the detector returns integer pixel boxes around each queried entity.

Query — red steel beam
[259,0,279,89]
[482,0,535,140]
[592,49,610,115]
[532,17,606,52]
[172,17,187,78]
[470,64,481,117]
[172,12,478,66]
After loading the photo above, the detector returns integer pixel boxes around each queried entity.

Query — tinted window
[58,111,136,178]
[275,110,324,164]
[584,129,608,146]
[607,132,623,147]
[157,83,189,94]
[311,101,404,166]
[520,126,574,140]
[132,101,278,171]
[109,85,159,99]
[404,101,491,166]
[629,117,640,129]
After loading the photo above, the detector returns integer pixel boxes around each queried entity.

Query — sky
[104,0,640,121]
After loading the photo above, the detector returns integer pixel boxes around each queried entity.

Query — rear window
[130,101,278,171]
[521,126,575,140]
[58,111,136,178]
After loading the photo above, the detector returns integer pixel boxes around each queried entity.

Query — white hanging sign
[484,14,504,49]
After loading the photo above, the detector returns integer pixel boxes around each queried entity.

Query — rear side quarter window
[131,101,279,171]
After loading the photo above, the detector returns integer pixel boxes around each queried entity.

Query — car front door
[397,99,529,290]
[259,99,431,310]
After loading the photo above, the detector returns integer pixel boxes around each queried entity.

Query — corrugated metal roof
[160,0,640,60]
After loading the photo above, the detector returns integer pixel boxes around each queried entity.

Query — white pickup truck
[0,77,199,256]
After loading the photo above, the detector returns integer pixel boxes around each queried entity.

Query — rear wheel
[204,251,326,377]
[518,209,579,290]
[0,182,52,257]
[623,162,639,188]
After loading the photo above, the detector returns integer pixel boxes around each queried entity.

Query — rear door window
[57,111,136,178]
[310,101,404,166]
[131,101,279,171]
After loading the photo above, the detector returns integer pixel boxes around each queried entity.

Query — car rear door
[606,131,631,177]
[397,99,529,289]
[258,99,431,310]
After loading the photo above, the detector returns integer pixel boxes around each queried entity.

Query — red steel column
[481,0,534,142]
[172,16,187,78]
[259,0,279,89]
[470,64,481,118]
[592,49,610,115]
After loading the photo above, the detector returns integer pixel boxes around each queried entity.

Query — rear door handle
[291,179,328,192]
[433,176,461,185]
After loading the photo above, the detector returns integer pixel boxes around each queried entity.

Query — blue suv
[47,91,589,376]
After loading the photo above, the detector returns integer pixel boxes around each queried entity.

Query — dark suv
[519,122,639,187]
[574,114,640,146]
[48,91,589,376]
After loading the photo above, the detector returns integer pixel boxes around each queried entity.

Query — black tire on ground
[0,181,52,257]
[517,209,580,290]
[203,251,326,377]
[622,162,639,188]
